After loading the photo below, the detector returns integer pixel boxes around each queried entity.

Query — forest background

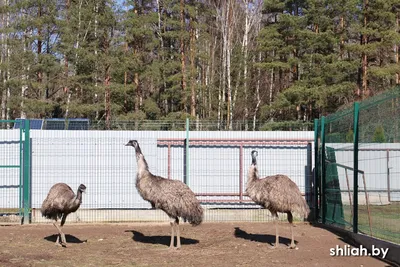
[0,0,399,130]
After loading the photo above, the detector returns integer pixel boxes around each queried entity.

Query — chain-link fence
[6,118,313,131]
[1,121,313,224]
[0,120,31,224]
[316,86,400,244]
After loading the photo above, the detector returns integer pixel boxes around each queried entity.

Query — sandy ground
[0,222,393,267]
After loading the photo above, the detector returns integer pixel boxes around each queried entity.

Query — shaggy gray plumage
[246,150,309,249]
[41,183,86,247]
[126,140,203,249]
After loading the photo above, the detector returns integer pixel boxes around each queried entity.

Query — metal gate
[0,120,31,224]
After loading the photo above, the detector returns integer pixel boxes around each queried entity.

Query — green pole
[19,123,23,216]
[185,118,190,186]
[353,102,360,233]
[313,119,319,221]
[22,119,31,224]
[320,116,326,224]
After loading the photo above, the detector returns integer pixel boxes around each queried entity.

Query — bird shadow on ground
[234,227,297,247]
[44,234,87,244]
[125,230,199,247]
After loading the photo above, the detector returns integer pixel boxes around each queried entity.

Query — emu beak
[125,142,130,146]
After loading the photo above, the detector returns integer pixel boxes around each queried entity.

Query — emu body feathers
[246,167,310,218]
[41,183,83,220]
[41,183,86,247]
[246,150,309,249]
[136,173,203,226]
[127,139,203,249]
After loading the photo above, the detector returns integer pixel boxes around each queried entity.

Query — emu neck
[136,154,149,176]
[247,165,259,184]
[75,190,83,204]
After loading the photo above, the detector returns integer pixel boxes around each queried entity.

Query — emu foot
[288,244,298,250]
[55,240,67,248]
[270,243,280,249]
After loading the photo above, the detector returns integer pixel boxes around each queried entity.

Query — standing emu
[126,140,203,249]
[41,183,86,247]
[246,150,309,249]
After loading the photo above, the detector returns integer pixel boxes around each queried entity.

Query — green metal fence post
[19,124,23,216]
[320,116,326,224]
[353,102,360,233]
[185,118,190,186]
[313,119,319,221]
[22,119,31,224]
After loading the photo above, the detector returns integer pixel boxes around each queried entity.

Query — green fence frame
[315,86,400,240]
[352,102,359,233]
[0,119,31,224]
[316,103,360,232]
[313,119,319,221]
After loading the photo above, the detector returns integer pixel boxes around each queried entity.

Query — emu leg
[287,212,296,249]
[59,214,68,246]
[169,218,175,249]
[175,218,181,249]
[272,212,279,248]
[52,220,63,246]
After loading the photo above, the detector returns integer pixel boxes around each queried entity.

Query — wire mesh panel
[318,86,400,245]
[0,123,22,224]
[357,88,400,244]
[323,109,355,231]
[27,130,313,224]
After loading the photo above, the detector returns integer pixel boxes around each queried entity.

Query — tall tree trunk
[180,0,187,112]
[208,35,217,119]
[66,0,83,119]
[64,0,70,100]
[269,67,274,118]
[21,28,30,119]
[201,56,206,119]
[339,16,344,60]
[37,3,43,99]
[218,5,227,129]
[134,68,140,111]
[226,0,232,130]
[242,0,250,130]
[361,0,369,98]
[0,0,6,125]
[396,11,399,84]
[94,2,99,120]
[105,69,111,130]
[156,0,167,114]
[124,42,128,112]
[190,16,196,117]
[253,51,261,131]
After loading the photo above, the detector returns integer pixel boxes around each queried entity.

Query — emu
[126,140,203,249]
[246,150,309,249]
[41,183,86,247]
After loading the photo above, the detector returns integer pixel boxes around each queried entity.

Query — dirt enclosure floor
[0,222,393,267]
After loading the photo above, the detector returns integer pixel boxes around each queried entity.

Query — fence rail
[158,138,313,204]
[3,119,314,131]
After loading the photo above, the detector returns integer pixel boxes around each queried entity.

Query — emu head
[125,140,142,155]
[251,150,258,165]
[126,139,139,148]
[78,184,86,193]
